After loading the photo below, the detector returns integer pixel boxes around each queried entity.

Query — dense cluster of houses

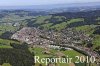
[11,27,54,45]
[11,27,92,46]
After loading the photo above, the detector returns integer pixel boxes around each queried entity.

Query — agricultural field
[0,25,18,36]
[2,63,11,66]
[29,47,86,66]
[93,35,100,47]
[75,25,96,35]
[0,38,20,49]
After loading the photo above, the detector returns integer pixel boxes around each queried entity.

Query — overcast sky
[0,0,100,6]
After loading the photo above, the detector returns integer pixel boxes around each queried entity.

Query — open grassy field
[0,38,19,45]
[2,63,11,66]
[0,25,17,32]
[0,38,20,48]
[93,35,100,47]
[0,25,16,36]
[0,45,12,48]
[29,47,85,66]
[75,25,96,35]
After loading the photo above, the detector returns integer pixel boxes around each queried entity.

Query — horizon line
[0,2,100,7]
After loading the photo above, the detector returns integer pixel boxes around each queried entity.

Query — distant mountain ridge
[0,2,100,10]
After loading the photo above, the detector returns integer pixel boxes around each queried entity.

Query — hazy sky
[0,0,100,6]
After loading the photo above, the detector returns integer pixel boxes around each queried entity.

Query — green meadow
[29,47,85,66]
